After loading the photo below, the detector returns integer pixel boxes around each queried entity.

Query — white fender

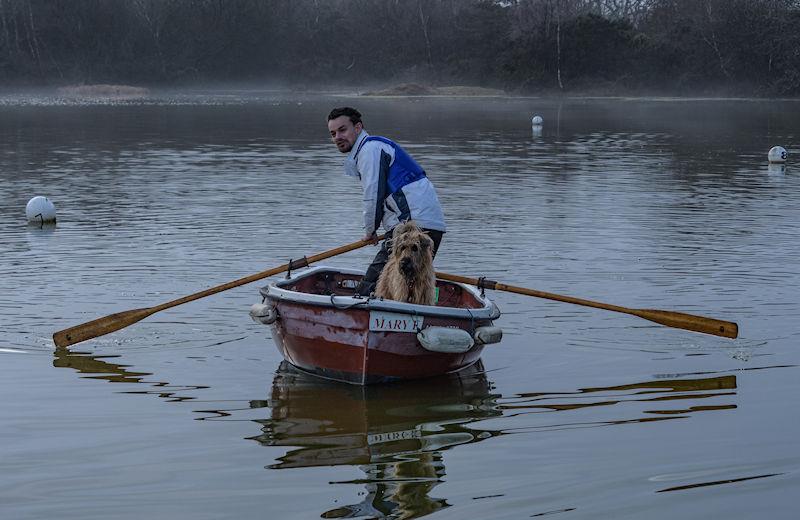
[417,327,474,353]
[249,303,278,325]
[474,326,503,345]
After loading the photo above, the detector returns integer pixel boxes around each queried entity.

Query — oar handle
[53,235,385,348]
[436,272,738,339]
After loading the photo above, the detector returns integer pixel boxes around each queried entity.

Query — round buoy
[26,196,57,224]
[531,115,544,126]
[768,146,787,163]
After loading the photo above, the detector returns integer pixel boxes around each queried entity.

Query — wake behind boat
[250,266,503,384]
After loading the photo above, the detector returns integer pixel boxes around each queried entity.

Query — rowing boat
[250,266,502,384]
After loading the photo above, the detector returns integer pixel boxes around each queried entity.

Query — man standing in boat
[327,107,446,296]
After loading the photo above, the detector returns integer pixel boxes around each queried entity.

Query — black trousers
[354,227,444,296]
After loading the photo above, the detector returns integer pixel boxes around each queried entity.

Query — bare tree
[701,0,732,78]
[24,0,41,72]
[0,0,9,53]
[556,0,563,89]
[130,0,175,77]
[418,0,433,69]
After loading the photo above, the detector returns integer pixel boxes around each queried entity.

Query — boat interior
[281,269,486,309]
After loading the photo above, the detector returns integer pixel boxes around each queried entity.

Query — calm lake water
[1,91,798,519]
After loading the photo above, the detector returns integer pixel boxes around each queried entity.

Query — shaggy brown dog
[375,221,437,305]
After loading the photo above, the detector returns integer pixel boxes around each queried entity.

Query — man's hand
[362,233,379,245]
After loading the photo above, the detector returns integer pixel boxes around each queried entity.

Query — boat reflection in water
[249,361,502,519]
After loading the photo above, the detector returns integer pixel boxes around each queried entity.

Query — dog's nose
[400,258,413,272]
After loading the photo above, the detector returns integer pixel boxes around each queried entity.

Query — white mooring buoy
[531,115,544,126]
[768,146,787,164]
[26,196,57,224]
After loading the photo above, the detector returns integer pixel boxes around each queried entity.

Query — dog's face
[391,223,434,279]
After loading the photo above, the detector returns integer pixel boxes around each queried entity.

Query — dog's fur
[375,221,436,305]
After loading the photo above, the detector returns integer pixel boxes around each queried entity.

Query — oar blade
[636,309,738,339]
[53,307,156,348]
[437,271,738,339]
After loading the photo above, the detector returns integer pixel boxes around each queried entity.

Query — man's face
[328,115,362,153]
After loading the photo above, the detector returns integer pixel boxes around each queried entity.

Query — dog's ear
[421,233,434,250]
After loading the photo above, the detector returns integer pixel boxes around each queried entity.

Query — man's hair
[327,107,362,125]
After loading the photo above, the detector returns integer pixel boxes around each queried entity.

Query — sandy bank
[57,84,150,99]
[362,83,506,97]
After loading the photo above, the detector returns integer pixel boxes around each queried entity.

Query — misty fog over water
[2,0,800,96]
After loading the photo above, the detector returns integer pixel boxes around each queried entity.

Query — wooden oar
[53,236,384,348]
[436,272,738,339]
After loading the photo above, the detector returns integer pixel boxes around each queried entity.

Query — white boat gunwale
[259,266,500,320]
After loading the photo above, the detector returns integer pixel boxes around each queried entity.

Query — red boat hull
[270,302,490,384]
[259,267,501,385]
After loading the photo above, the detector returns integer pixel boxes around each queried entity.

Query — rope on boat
[466,307,476,334]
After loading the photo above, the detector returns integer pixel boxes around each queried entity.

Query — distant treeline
[1,0,799,96]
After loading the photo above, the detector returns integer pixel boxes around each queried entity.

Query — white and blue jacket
[345,131,446,236]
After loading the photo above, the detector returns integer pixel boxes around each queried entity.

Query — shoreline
[0,83,798,103]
